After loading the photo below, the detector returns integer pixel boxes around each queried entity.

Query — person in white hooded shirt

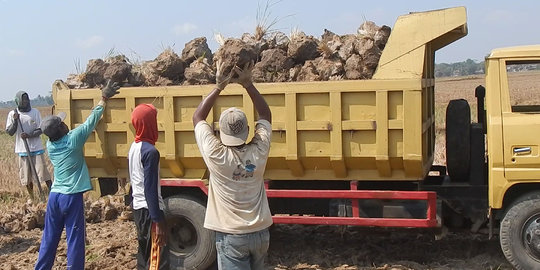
[5,91,52,198]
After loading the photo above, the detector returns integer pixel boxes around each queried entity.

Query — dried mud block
[147,49,185,82]
[127,67,145,87]
[81,59,109,87]
[297,60,321,81]
[213,39,258,78]
[184,59,216,85]
[288,35,320,64]
[357,21,380,38]
[338,34,360,61]
[314,57,344,80]
[139,62,173,86]
[289,65,302,82]
[357,38,381,71]
[375,25,391,50]
[321,29,338,44]
[345,54,378,80]
[65,74,85,89]
[241,33,270,53]
[267,31,290,51]
[253,49,293,83]
[181,37,213,66]
[104,56,132,83]
[345,54,364,79]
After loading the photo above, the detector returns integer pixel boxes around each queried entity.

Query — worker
[34,80,120,270]
[193,61,273,270]
[5,91,52,198]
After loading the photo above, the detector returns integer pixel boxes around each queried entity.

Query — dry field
[2,72,540,269]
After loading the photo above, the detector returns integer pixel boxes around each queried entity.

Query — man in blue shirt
[34,81,120,270]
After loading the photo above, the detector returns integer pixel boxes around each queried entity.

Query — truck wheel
[445,99,471,182]
[500,192,540,270]
[165,194,216,269]
[97,178,118,196]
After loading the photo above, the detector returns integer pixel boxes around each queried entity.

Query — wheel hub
[168,217,197,254]
[523,215,540,259]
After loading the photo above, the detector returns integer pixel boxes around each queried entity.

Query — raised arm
[192,88,221,126]
[192,60,234,127]
[70,80,120,147]
[234,62,271,123]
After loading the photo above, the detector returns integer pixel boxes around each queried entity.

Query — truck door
[502,60,540,181]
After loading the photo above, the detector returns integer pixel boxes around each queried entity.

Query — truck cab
[485,45,540,268]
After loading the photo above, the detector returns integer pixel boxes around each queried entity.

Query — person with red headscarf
[128,103,169,270]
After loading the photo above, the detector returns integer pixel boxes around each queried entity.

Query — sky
[1,0,539,102]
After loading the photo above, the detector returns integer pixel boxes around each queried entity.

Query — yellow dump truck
[51,6,540,269]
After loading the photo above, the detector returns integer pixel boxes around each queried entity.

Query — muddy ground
[0,200,513,270]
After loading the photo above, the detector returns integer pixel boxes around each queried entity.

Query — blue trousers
[215,228,270,270]
[35,192,85,270]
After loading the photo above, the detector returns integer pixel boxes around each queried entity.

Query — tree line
[435,59,540,77]
[0,94,53,108]
[435,59,484,77]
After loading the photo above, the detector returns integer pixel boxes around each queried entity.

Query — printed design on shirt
[232,165,243,180]
[244,160,255,177]
[231,159,257,180]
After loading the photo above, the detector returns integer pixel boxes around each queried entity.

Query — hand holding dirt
[101,80,120,99]
[215,60,234,91]
[232,61,254,88]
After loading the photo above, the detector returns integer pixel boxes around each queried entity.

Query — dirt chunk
[147,49,185,82]
[183,58,216,85]
[297,60,321,81]
[213,39,258,78]
[315,56,344,80]
[81,59,109,87]
[253,48,294,83]
[181,37,213,66]
[103,55,132,84]
[288,34,320,64]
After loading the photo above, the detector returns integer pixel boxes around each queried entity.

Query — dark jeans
[134,208,170,270]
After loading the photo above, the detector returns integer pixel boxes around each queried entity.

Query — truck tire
[97,178,118,196]
[445,99,471,182]
[165,194,216,269]
[500,192,540,270]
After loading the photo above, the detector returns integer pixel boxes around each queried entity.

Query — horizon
[1,1,539,102]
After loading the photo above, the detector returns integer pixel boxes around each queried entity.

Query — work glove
[215,60,234,91]
[101,80,121,99]
[232,61,254,88]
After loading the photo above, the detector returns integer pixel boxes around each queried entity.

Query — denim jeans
[215,228,270,270]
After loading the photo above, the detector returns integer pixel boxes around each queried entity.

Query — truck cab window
[506,61,540,113]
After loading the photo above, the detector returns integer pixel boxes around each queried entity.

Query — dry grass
[433,71,540,165]
[433,75,484,165]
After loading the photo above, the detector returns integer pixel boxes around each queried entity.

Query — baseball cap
[40,112,67,138]
[219,107,248,146]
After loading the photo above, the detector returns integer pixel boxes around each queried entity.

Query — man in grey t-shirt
[193,62,272,270]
